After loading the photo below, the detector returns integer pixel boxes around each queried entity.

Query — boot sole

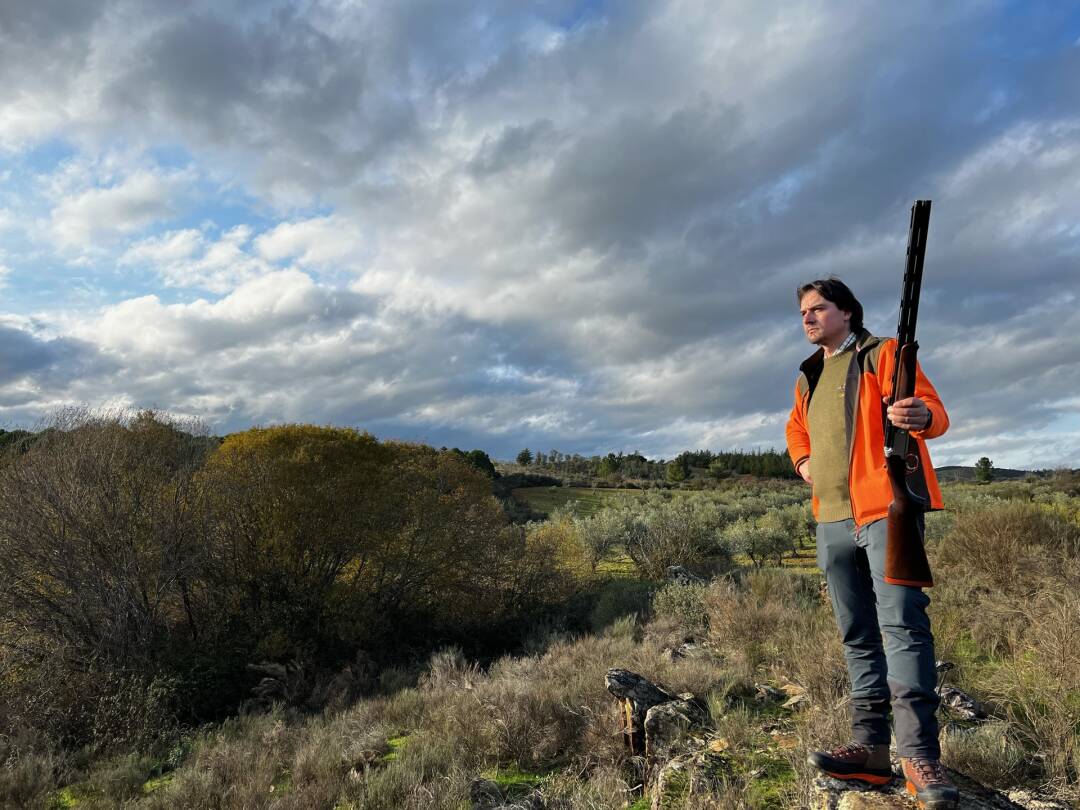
[825,771,892,785]
[807,754,892,786]
[906,779,959,809]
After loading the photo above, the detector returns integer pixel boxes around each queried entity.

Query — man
[785,278,957,808]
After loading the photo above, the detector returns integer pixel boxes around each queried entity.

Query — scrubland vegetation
[0,411,1077,808]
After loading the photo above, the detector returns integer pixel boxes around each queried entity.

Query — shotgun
[883,199,934,587]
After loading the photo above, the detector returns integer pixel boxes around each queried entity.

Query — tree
[666,459,687,483]
[197,425,395,660]
[447,447,497,478]
[516,448,533,465]
[974,456,994,484]
[708,460,732,480]
[0,409,211,668]
[724,517,793,567]
[597,453,620,478]
[465,448,497,478]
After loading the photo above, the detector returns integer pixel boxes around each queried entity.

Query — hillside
[1,419,1077,808]
[934,465,1033,482]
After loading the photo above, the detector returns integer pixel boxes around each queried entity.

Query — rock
[606,668,677,710]
[1005,790,1074,810]
[939,686,990,721]
[606,669,709,763]
[470,779,505,807]
[779,681,810,710]
[644,695,707,760]
[755,683,785,702]
[607,668,679,755]
[663,641,707,662]
[667,565,705,585]
[650,749,730,810]
[813,768,1045,809]
[497,793,545,810]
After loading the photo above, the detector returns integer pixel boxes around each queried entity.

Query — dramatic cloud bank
[1,0,1078,467]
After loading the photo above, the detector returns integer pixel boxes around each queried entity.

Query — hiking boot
[901,757,959,809]
[807,741,892,785]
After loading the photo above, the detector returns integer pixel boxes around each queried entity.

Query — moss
[49,784,105,809]
[480,762,552,802]
[655,766,690,809]
[482,762,545,789]
[49,787,81,809]
[627,797,651,810]
[736,752,795,809]
[378,734,410,763]
[142,772,175,794]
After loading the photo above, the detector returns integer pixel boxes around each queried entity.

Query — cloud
[0,317,110,417]
[0,1,1079,468]
[50,168,188,247]
[255,216,368,268]
[120,226,270,293]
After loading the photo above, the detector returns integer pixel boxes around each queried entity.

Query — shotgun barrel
[883,200,934,587]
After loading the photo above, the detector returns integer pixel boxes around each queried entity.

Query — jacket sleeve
[877,339,949,441]
[785,379,811,468]
[909,360,948,440]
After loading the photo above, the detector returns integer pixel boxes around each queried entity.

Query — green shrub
[723,517,794,567]
[588,580,655,633]
[934,500,1080,594]
[652,582,709,631]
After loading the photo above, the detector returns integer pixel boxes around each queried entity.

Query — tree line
[515,447,797,481]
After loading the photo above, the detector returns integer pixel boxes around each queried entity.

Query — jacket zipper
[845,341,869,530]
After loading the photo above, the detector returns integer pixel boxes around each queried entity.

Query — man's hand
[885,396,931,431]
[796,458,813,485]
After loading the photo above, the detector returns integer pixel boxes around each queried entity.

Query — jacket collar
[799,328,878,375]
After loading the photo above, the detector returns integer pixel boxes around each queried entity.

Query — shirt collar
[825,330,857,358]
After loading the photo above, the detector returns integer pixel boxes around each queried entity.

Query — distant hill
[934,465,1033,482]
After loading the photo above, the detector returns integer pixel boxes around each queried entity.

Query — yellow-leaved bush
[0,414,573,745]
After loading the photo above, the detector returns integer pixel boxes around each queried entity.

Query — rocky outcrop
[606,668,709,761]
[606,668,680,756]
[650,749,730,810]
[643,694,707,761]
[604,666,1068,810]
[812,772,1074,810]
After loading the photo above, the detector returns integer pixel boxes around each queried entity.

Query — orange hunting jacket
[785,330,948,526]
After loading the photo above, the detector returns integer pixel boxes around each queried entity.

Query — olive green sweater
[807,350,854,522]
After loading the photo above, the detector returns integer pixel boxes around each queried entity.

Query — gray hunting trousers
[817,517,940,758]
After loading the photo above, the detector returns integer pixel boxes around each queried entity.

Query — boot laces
[830,741,871,758]
[908,757,947,783]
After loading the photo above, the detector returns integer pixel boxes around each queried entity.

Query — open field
[510,485,646,516]
[3,433,1078,808]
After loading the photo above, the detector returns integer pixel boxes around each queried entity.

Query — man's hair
[796,277,864,333]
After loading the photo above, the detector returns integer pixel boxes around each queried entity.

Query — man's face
[799,289,851,346]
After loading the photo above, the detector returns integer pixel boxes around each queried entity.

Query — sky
[1,0,1079,469]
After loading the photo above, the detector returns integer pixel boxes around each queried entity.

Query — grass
[7,476,1080,808]
[595,547,637,577]
[510,485,642,516]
